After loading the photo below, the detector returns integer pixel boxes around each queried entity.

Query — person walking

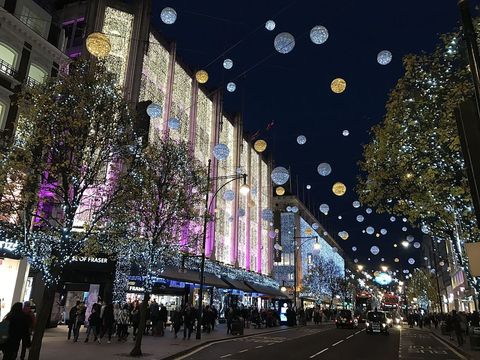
[149,300,160,336]
[158,304,167,337]
[117,304,130,342]
[182,305,195,340]
[19,301,35,360]
[171,308,182,339]
[85,303,101,343]
[67,301,80,340]
[131,302,140,338]
[226,307,233,334]
[1,302,30,360]
[73,302,86,342]
[100,303,115,343]
[452,310,464,347]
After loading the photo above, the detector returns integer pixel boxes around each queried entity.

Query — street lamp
[281,280,287,293]
[292,235,319,309]
[196,159,249,340]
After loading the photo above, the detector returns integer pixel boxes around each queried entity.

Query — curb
[428,330,473,360]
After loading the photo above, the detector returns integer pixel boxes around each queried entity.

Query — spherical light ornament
[366,226,375,235]
[268,230,277,239]
[413,242,421,249]
[370,246,380,255]
[262,209,274,222]
[223,58,233,70]
[402,227,407,232]
[254,139,267,153]
[195,70,209,84]
[342,130,350,136]
[312,223,319,230]
[146,103,162,118]
[319,203,330,215]
[265,20,276,31]
[238,208,246,217]
[390,216,396,222]
[366,208,373,214]
[271,166,290,185]
[406,235,414,242]
[380,228,387,235]
[286,206,292,212]
[439,261,445,267]
[167,117,180,130]
[223,190,235,202]
[332,182,347,196]
[352,201,361,208]
[339,231,349,240]
[297,135,307,145]
[352,246,357,252]
[160,7,177,24]
[377,50,392,65]
[86,32,111,58]
[275,186,285,196]
[402,218,408,223]
[408,258,415,265]
[274,32,295,54]
[354,258,359,263]
[394,258,399,263]
[356,215,364,223]
[305,227,313,236]
[331,78,347,94]
[213,144,230,161]
[306,185,311,190]
[421,225,430,234]
[317,163,332,176]
[226,82,236,92]
[310,25,329,45]
[291,206,299,213]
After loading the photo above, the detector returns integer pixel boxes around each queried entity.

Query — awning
[245,281,288,298]
[160,267,230,288]
[222,277,253,293]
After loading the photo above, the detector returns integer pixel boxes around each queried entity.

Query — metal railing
[0,59,17,78]
[25,76,40,88]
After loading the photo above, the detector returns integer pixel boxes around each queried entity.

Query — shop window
[28,64,48,84]
[20,5,45,36]
[0,42,17,75]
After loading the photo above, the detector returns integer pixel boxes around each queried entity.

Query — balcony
[25,76,40,88]
[0,59,18,78]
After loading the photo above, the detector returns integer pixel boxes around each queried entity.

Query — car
[335,309,358,329]
[365,310,389,335]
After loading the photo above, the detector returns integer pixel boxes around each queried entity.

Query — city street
[179,326,468,360]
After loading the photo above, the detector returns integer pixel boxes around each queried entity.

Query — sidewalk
[37,322,294,360]
[420,325,480,360]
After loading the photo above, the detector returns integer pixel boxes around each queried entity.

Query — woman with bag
[1,302,30,360]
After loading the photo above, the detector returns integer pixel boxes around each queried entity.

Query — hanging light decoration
[408,258,415,265]
[271,166,289,185]
[306,185,311,190]
[223,59,233,70]
[380,228,387,235]
[352,246,357,252]
[413,242,421,249]
[317,163,332,176]
[213,144,230,160]
[254,139,267,153]
[296,135,307,144]
[195,70,209,84]
[331,78,347,94]
[352,201,361,208]
[394,258,399,263]
[366,208,373,214]
[305,227,313,236]
[370,246,380,255]
[366,226,375,235]
[167,117,180,130]
[377,50,392,65]
[291,206,299,213]
[268,230,277,239]
[161,7,177,24]
[265,20,276,31]
[226,82,236,92]
[406,235,414,242]
[310,25,329,44]
[86,32,111,58]
[223,190,235,202]
[402,227,407,232]
[274,32,295,54]
[390,216,396,222]
[146,103,162,118]
[356,215,364,223]
[332,182,346,196]
[339,231,349,240]
[275,186,285,196]
[342,130,350,136]
[319,203,329,215]
[354,258,359,263]
[238,208,246,217]
[312,223,319,230]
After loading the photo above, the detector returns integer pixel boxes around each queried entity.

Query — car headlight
[382,323,386,327]
[366,322,370,327]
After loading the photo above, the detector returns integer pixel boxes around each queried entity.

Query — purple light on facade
[62,17,85,26]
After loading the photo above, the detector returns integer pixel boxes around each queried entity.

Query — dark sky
[151,0,462,275]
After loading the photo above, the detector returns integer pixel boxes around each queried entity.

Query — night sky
[151,0,462,274]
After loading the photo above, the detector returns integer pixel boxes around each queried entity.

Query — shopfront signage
[0,240,18,253]
[72,256,108,264]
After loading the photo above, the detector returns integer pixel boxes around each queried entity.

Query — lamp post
[292,235,320,309]
[196,159,250,340]
[430,236,444,314]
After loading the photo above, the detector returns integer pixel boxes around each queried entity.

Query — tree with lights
[0,59,139,360]
[357,26,480,291]
[406,268,439,311]
[106,137,207,356]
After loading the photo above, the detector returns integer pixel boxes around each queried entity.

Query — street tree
[303,257,344,308]
[406,268,440,311]
[357,26,479,289]
[106,137,208,356]
[0,59,139,360]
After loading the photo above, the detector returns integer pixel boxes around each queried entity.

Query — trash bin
[231,317,244,336]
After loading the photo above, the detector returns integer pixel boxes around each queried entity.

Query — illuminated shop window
[194,90,213,165]
[260,160,270,274]
[237,139,248,269]
[249,149,259,271]
[170,63,192,142]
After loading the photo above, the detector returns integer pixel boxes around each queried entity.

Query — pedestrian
[452,311,464,346]
[19,301,35,360]
[131,302,140,338]
[182,305,195,340]
[73,302,86,342]
[171,308,182,338]
[100,303,115,343]
[67,301,80,340]
[149,300,159,336]
[226,307,233,334]
[117,304,130,341]
[85,303,101,343]
[158,304,167,336]
[1,302,30,360]
[210,305,218,332]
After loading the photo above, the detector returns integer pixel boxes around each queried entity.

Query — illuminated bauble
[390,216,396,222]
[271,166,290,185]
[262,209,274,221]
[254,139,267,153]
[366,226,374,235]
[305,227,313,236]
[238,208,246,217]
[291,206,299,213]
[275,186,285,196]
[319,203,329,215]
[377,50,392,65]
[366,208,372,214]
[306,185,311,190]
[356,215,364,223]
[331,78,347,94]
[406,235,414,242]
[439,261,445,266]
[342,130,350,136]
[268,230,277,239]
[380,228,387,235]
[146,103,162,118]
[317,163,332,176]
[352,246,357,252]
[226,82,236,92]
[402,227,407,232]
[312,223,319,230]
[167,117,180,130]
[339,231,349,240]
[274,32,295,54]
[297,135,307,144]
[248,199,256,208]
[394,258,399,263]
[402,217,408,222]
[223,58,233,70]
[370,246,380,255]
[354,258,359,263]
[223,190,235,202]
[265,20,276,31]
[338,215,342,220]
[408,258,415,265]
[86,32,111,58]
[421,225,430,234]
[213,144,230,160]
[352,201,361,208]
[195,70,209,84]
[161,7,177,24]
[332,182,346,196]
[310,25,329,44]
[413,242,421,249]
[286,206,292,212]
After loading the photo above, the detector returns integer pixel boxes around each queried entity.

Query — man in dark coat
[1,302,30,360]
[67,301,80,340]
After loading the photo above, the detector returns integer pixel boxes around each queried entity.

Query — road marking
[239,349,249,353]
[309,348,329,358]
[267,342,275,345]
[355,330,364,335]
[332,339,344,347]
[220,354,232,358]
[255,345,263,349]
[346,334,354,339]
[429,333,468,360]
